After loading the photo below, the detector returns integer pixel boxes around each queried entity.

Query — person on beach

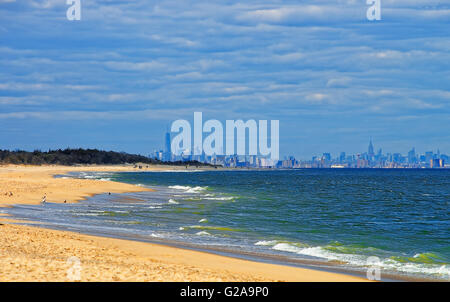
[41,195,46,204]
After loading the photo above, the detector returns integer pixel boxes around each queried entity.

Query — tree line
[0,148,214,167]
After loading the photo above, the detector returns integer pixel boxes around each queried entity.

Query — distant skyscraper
[393,153,402,163]
[322,153,331,162]
[164,131,171,161]
[339,152,346,163]
[431,158,443,168]
[408,147,416,164]
[165,132,171,153]
[368,138,374,157]
[425,151,433,166]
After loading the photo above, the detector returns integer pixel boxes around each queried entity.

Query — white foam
[379,259,450,276]
[168,185,208,193]
[168,199,179,204]
[196,231,211,236]
[186,186,207,193]
[255,241,450,278]
[272,243,306,254]
[73,213,101,217]
[255,240,279,246]
[199,218,208,223]
[204,196,234,201]
[169,185,191,190]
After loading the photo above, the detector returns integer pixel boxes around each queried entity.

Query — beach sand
[0,164,181,206]
[0,165,368,282]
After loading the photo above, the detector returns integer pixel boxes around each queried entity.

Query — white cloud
[104,61,166,71]
[326,77,352,87]
[306,93,329,103]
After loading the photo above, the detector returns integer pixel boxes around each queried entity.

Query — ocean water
[3,169,449,280]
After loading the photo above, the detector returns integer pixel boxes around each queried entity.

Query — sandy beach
[0,165,367,282]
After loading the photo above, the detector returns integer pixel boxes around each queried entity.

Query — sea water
[3,169,449,280]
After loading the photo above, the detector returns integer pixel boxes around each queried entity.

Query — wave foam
[254,241,450,278]
[255,240,279,246]
[205,196,234,201]
[187,186,207,193]
[169,185,191,190]
[168,185,207,193]
[148,206,162,209]
[195,231,211,236]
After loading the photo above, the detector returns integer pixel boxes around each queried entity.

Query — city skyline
[152,131,448,168]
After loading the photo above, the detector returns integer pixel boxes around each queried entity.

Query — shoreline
[0,223,367,282]
[0,164,368,282]
[9,215,433,282]
[21,220,425,282]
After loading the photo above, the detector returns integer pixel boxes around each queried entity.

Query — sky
[0,0,449,159]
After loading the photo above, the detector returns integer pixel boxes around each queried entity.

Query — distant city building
[408,148,416,164]
[151,133,448,169]
[431,158,444,168]
[164,131,172,161]
[339,152,346,163]
[322,153,331,162]
[368,138,374,157]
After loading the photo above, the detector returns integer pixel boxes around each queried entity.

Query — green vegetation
[0,148,215,167]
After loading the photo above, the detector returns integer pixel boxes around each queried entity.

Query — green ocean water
[4,169,449,280]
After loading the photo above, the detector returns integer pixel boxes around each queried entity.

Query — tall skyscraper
[339,152,346,163]
[368,138,374,157]
[425,151,433,165]
[408,147,416,164]
[164,131,171,161]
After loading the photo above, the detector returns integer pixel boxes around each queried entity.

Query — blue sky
[0,0,449,159]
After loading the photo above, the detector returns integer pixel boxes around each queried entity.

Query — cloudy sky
[0,0,449,159]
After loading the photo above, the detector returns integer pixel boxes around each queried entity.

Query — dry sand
[0,164,368,282]
[0,164,187,206]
